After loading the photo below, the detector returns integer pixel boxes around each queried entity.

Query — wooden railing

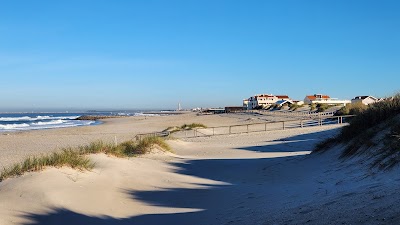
[135,131,170,141]
[172,115,354,138]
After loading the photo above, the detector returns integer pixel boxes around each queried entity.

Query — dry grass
[0,137,172,182]
[164,123,207,133]
[314,94,400,169]
[335,102,368,116]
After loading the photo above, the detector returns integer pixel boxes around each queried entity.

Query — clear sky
[0,0,399,111]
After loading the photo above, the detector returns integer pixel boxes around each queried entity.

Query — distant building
[275,95,290,100]
[275,99,294,107]
[304,94,351,106]
[243,99,249,109]
[244,94,291,109]
[351,96,379,105]
[204,108,225,114]
[225,106,245,113]
[293,100,304,106]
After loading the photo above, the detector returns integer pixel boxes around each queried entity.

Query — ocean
[0,111,161,132]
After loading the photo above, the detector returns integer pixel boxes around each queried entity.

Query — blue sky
[0,0,399,111]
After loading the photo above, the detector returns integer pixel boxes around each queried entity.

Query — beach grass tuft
[164,123,207,133]
[0,137,172,182]
[0,149,93,182]
[335,102,368,116]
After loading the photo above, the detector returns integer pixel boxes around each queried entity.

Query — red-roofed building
[304,94,350,106]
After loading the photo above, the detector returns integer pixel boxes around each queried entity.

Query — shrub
[316,103,332,112]
[335,102,368,116]
[289,104,304,111]
[310,103,317,111]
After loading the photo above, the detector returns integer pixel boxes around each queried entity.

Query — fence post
[301,120,303,128]
[247,124,249,133]
[338,117,340,124]
[282,121,285,130]
[341,116,343,124]
[320,118,323,126]
[213,127,215,136]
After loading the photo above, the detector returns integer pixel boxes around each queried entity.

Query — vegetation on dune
[316,103,333,112]
[289,104,304,111]
[314,94,400,169]
[310,103,317,111]
[335,102,368,116]
[164,123,207,133]
[0,137,172,182]
[339,94,400,142]
[0,149,93,182]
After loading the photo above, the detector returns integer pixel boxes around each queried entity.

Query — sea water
[0,111,165,132]
[0,113,98,132]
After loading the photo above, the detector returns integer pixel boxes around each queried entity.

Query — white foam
[0,123,30,129]
[0,115,80,122]
[0,120,96,131]
[31,120,65,126]
[0,116,32,122]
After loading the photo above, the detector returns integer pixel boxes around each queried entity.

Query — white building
[351,96,379,105]
[244,94,291,109]
[304,94,351,106]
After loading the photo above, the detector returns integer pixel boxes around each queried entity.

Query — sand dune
[0,113,399,225]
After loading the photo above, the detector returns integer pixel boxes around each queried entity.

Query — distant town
[192,94,383,114]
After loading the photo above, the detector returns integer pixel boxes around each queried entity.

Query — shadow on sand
[22,128,340,225]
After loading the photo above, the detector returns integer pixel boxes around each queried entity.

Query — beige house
[244,94,291,109]
[304,94,351,106]
[351,96,379,105]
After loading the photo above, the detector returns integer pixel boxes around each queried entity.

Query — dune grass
[289,104,304,111]
[316,103,333,112]
[0,136,172,182]
[339,94,400,143]
[371,120,400,170]
[164,123,207,133]
[310,103,317,111]
[335,102,368,116]
[314,94,400,168]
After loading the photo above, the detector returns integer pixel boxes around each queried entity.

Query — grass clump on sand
[164,123,207,133]
[310,103,317,111]
[0,137,172,182]
[0,149,93,182]
[335,102,368,116]
[316,103,333,112]
[289,104,304,111]
[314,94,400,168]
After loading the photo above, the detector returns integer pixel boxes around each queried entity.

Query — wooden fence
[172,115,354,138]
[135,131,170,141]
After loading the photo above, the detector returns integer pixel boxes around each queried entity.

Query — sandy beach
[1,113,399,225]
